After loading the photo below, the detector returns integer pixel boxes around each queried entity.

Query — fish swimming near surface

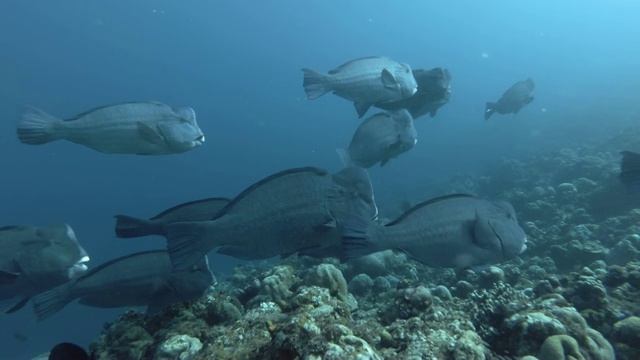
[163,166,378,270]
[337,109,417,168]
[620,151,640,191]
[16,101,205,155]
[0,224,89,313]
[373,67,452,119]
[484,78,535,120]
[114,197,231,238]
[31,250,214,321]
[341,194,527,270]
[302,56,418,118]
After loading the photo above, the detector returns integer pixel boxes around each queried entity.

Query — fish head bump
[168,256,216,300]
[396,63,418,98]
[157,112,205,153]
[18,224,89,285]
[486,201,528,260]
[332,167,378,220]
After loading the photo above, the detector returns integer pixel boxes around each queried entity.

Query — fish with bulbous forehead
[342,194,527,271]
[32,250,214,321]
[337,109,417,169]
[162,166,378,270]
[0,224,89,313]
[485,78,535,120]
[302,56,418,118]
[374,67,452,119]
[17,101,205,155]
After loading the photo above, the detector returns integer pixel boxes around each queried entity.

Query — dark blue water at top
[1,1,639,358]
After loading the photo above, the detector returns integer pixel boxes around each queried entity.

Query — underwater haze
[1,1,640,359]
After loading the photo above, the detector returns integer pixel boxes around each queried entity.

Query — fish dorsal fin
[137,122,164,144]
[150,198,232,221]
[213,167,328,220]
[381,69,398,88]
[385,194,475,226]
[173,107,196,123]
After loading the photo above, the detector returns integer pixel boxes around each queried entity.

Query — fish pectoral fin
[312,218,337,233]
[0,269,20,284]
[137,122,164,144]
[354,102,372,118]
[381,68,399,88]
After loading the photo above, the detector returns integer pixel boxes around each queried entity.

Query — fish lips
[67,255,90,280]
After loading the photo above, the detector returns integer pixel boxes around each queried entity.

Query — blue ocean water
[1,1,639,358]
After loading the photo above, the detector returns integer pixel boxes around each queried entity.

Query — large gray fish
[485,78,535,120]
[302,56,418,118]
[337,109,417,168]
[342,194,527,270]
[32,250,214,320]
[163,166,378,270]
[17,101,205,155]
[114,197,231,238]
[0,224,90,313]
[374,68,452,119]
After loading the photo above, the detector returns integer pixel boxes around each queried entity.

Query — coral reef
[87,126,640,359]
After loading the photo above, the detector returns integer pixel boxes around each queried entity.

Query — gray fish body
[302,57,418,117]
[165,166,377,269]
[338,109,417,168]
[485,78,535,120]
[0,224,89,312]
[345,195,527,269]
[114,198,231,238]
[32,251,214,320]
[374,68,452,119]
[17,101,205,155]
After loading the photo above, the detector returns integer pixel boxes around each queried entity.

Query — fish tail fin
[336,148,352,168]
[17,107,62,144]
[114,215,159,238]
[484,102,496,121]
[32,285,72,321]
[340,213,380,261]
[164,222,209,271]
[302,68,330,100]
[620,151,640,190]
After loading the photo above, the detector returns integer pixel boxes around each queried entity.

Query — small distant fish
[341,194,527,270]
[302,56,418,118]
[337,109,417,168]
[620,151,640,190]
[163,166,378,270]
[373,67,452,119]
[17,101,205,155]
[0,224,89,313]
[32,250,214,321]
[114,197,231,238]
[485,78,535,120]
[30,342,92,360]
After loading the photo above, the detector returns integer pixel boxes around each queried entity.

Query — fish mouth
[67,255,90,279]
[195,135,205,145]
